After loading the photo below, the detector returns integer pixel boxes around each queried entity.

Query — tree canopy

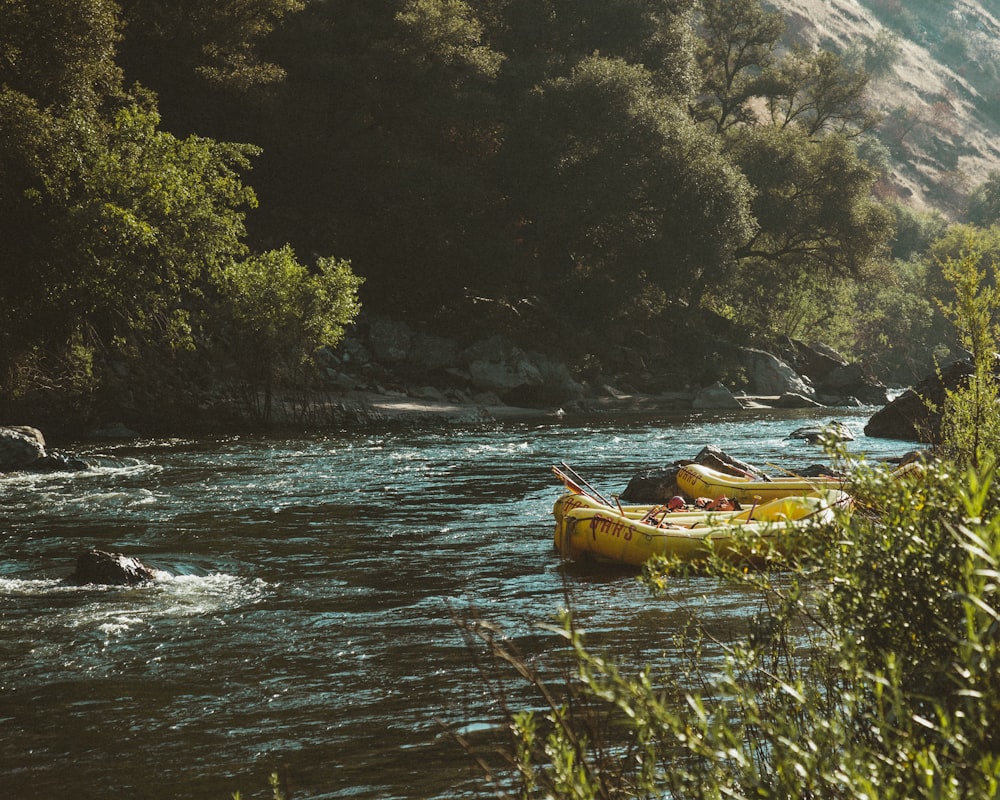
[3,0,984,422]
[0,0,360,426]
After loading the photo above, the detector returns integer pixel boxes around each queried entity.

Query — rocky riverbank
[1,314,932,451]
[258,314,892,426]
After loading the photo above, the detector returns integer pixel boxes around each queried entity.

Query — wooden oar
[551,465,587,495]
[551,465,613,506]
[560,461,614,506]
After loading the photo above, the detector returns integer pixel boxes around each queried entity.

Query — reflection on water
[0,409,913,798]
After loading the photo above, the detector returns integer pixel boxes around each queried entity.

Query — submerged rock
[787,421,855,443]
[65,549,157,586]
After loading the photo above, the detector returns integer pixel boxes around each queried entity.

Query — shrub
[462,456,1000,798]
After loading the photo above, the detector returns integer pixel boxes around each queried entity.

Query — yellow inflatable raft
[553,491,748,549]
[676,463,845,503]
[556,490,851,566]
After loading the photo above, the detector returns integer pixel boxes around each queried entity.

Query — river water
[1,407,915,799]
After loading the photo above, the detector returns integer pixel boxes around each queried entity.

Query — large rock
[619,465,682,503]
[0,426,46,470]
[692,382,743,410]
[739,348,815,398]
[463,336,542,393]
[459,336,583,404]
[620,446,767,502]
[782,338,848,383]
[65,549,157,586]
[406,331,460,373]
[864,359,974,442]
[693,445,768,478]
[817,362,890,406]
[367,317,414,364]
[0,426,89,472]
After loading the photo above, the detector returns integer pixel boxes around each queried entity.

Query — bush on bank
[463,457,1000,799]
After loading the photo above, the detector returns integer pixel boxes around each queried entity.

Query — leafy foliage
[0,0,123,109]
[0,0,362,425]
[465,454,1000,799]
[118,0,305,94]
[221,247,362,422]
[967,170,1000,228]
[502,53,754,313]
[460,220,1000,799]
[694,0,786,132]
[934,232,1000,469]
[3,0,993,422]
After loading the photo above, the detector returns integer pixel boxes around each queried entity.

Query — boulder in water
[864,359,976,442]
[739,348,815,398]
[66,549,157,586]
[619,465,681,503]
[0,426,47,471]
[0,426,89,472]
[787,421,854,443]
[693,445,767,478]
[620,446,767,503]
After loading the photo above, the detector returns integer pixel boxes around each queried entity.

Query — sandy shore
[337,388,703,425]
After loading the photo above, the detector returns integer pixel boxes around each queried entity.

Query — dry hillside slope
[766,0,1000,217]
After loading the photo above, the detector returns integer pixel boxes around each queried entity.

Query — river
[0,407,915,799]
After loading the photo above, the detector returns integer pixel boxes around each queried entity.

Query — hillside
[767,0,1000,216]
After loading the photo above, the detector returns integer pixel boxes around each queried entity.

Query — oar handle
[552,465,613,506]
[560,461,614,506]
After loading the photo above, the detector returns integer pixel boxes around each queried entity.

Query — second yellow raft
[676,462,845,503]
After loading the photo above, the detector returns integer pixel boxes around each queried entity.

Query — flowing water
[0,407,916,799]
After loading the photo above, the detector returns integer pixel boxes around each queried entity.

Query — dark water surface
[1,409,914,799]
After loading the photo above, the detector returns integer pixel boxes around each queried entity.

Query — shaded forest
[3,0,1000,430]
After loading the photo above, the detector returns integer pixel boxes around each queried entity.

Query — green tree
[925,223,1000,311]
[487,0,700,102]
[860,28,902,79]
[0,0,129,395]
[730,127,891,279]
[0,0,363,425]
[853,256,941,383]
[765,48,878,137]
[934,232,1000,469]
[221,247,362,422]
[79,103,259,339]
[212,0,509,316]
[0,93,260,398]
[693,0,785,132]
[0,0,123,110]
[967,169,1000,228]
[501,54,755,318]
[886,201,948,261]
[118,0,305,98]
